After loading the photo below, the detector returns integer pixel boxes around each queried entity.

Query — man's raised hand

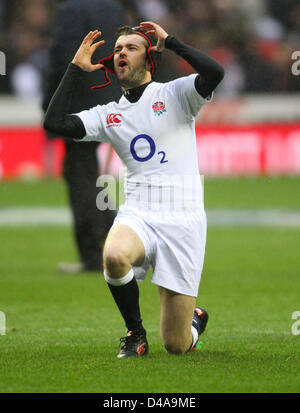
[72,30,105,72]
[139,21,168,52]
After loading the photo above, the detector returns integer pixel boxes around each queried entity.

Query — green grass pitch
[0,177,299,393]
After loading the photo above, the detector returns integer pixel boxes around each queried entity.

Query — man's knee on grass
[162,332,192,355]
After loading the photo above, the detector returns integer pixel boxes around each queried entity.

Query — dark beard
[117,64,149,89]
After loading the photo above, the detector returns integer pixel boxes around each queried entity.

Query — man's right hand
[72,30,105,72]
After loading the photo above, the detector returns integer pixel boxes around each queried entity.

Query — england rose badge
[152,101,166,116]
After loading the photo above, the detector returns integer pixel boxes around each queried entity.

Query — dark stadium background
[0,0,299,397]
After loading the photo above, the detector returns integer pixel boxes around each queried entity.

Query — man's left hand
[139,21,168,52]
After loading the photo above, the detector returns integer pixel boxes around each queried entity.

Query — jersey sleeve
[74,105,110,142]
[167,74,212,120]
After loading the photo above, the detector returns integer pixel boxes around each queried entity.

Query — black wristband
[69,62,86,75]
[165,35,184,51]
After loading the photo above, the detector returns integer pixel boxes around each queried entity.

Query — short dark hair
[115,25,138,38]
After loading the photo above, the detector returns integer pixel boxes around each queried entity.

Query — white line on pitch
[0,207,300,227]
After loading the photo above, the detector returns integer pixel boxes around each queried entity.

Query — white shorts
[112,204,207,297]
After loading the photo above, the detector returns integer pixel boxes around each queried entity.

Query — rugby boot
[191,307,208,351]
[117,329,148,358]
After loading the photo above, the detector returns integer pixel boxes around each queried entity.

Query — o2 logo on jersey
[106,113,122,128]
[130,134,168,164]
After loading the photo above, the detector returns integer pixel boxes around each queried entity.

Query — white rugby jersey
[76,73,210,210]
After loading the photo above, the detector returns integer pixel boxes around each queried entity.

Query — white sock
[104,268,134,286]
[191,325,199,349]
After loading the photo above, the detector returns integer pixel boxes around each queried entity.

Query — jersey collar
[123,81,153,103]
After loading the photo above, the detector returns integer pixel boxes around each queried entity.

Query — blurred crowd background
[0,0,300,98]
